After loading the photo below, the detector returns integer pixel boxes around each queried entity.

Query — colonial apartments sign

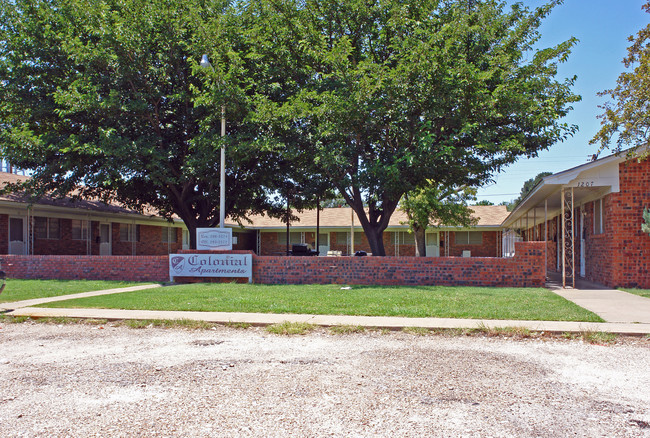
[169,253,252,283]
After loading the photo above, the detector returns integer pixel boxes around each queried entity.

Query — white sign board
[169,253,252,283]
[196,227,232,251]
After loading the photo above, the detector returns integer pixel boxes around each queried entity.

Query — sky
[474,0,648,204]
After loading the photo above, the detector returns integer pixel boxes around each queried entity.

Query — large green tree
[591,1,650,157]
[0,0,297,248]
[256,0,580,255]
[400,183,477,257]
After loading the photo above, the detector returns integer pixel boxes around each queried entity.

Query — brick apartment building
[503,151,650,289]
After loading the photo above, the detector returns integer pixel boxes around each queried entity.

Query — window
[593,199,603,234]
[277,232,302,244]
[120,223,140,242]
[345,231,363,245]
[71,220,89,240]
[34,217,60,239]
[162,227,178,243]
[455,231,482,245]
[394,231,415,245]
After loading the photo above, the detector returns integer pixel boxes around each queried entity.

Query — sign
[196,227,232,251]
[169,253,252,283]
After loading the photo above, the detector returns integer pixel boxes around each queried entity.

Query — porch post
[560,187,566,288]
[544,199,548,280]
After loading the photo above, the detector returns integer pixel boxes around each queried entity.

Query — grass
[620,288,650,299]
[0,279,150,303]
[266,321,314,335]
[35,283,604,322]
[562,330,618,344]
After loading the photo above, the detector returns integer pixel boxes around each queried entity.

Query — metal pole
[219,105,226,228]
[350,209,355,255]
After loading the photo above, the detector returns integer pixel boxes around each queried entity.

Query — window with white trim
[162,227,178,243]
[454,231,482,245]
[393,231,415,245]
[34,217,60,239]
[120,223,140,242]
[593,199,603,235]
[277,232,302,244]
[71,220,89,240]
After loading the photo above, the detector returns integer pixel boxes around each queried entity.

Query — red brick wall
[1,242,544,286]
[0,255,169,282]
[261,230,500,257]
[446,231,499,257]
[254,242,545,287]
[112,224,183,256]
[595,160,650,288]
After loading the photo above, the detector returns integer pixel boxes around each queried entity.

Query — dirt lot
[1,322,649,437]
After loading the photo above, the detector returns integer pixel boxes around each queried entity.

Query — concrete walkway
[546,274,650,324]
[1,283,650,335]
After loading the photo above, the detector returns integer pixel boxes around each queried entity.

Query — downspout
[350,209,354,255]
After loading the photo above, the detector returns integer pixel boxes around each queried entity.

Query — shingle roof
[245,205,508,229]
[0,172,153,217]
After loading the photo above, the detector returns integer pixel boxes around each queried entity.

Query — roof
[0,172,159,218]
[501,149,635,228]
[245,205,509,229]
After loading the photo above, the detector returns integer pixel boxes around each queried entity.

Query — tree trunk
[414,225,426,257]
[364,226,386,256]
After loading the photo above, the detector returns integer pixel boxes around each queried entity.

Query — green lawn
[621,289,650,299]
[37,283,604,322]
[0,279,152,303]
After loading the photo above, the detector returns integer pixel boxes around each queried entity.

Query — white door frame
[318,232,330,256]
[8,216,26,255]
[425,231,440,257]
[99,222,112,255]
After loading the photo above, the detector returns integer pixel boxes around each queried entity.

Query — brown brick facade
[1,242,545,286]
[260,230,501,257]
[526,159,650,289]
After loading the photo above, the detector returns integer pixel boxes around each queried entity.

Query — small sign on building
[196,227,233,251]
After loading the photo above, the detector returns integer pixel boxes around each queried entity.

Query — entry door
[9,217,25,255]
[317,233,329,256]
[99,223,112,255]
[425,232,440,257]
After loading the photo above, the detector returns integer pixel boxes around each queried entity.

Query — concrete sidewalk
[2,283,650,335]
[3,305,650,335]
[546,274,650,324]
[0,283,162,310]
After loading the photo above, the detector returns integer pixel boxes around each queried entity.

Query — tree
[474,200,495,206]
[643,207,650,235]
[400,183,477,257]
[259,0,580,255]
[512,172,553,208]
[591,2,650,157]
[0,0,294,248]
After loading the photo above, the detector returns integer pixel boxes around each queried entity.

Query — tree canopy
[255,0,580,255]
[400,183,477,257]
[591,1,650,158]
[0,0,299,247]
[1,0,580,254]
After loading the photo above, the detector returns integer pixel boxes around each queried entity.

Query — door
[9,217,25,255]
[317,233,329,256]
[425,232,440,257]
[99,223,111,255]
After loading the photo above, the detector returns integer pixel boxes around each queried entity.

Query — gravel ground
[0,323,649,437]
